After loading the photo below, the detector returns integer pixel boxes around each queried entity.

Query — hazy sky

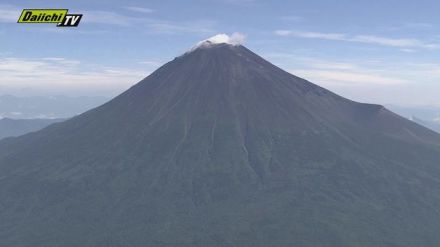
[1,0,440,106]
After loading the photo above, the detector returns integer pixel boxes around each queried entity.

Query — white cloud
[274,30,292,36]
[263,53,407,86]
[230,32,246,44]
[278,15,304,22]
[223,0,258,6]
[275,29,440,50]
[385,22,434,31]
[400,48,416,53]
[263,52,440,105]
[0,57,147,96]
[351,35,438,49]
[42,57,69,61]
[0,4,20,23]
[147,20,216,34]
[78,10,216,34]
[307,61,358,70]
[291,69,406,86]
[192,32,246,50]
[199,33,231,44]
[123,6,156,14]
[275,30,345,40]
[138,60,161,66]
[81,10,138,26]
[403,22,433,29]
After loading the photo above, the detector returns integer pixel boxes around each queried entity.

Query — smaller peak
[189,33,246,52]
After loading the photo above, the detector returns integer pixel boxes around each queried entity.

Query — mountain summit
[192,33,246,48]
[1,40,440,247]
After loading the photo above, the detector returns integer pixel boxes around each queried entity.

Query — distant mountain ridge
[386,105,440,133]
[0,95,108,118]
[0,118,65,140]
[412,116,440,133]
[0,43,440,247]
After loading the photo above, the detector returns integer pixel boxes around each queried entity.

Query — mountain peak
[189,33,246,52]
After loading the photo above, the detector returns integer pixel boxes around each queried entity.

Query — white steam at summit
[190,33,246,51]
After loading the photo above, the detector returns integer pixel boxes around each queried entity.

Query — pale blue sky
[1,0,440,106]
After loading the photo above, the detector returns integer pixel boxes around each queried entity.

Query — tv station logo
[17,9,82,27]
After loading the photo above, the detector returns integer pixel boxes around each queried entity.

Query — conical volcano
[1,41,440,247]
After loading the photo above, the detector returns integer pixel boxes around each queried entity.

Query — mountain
[0,118,65,140]
[0,95,108,119]
[1,42,440,247]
